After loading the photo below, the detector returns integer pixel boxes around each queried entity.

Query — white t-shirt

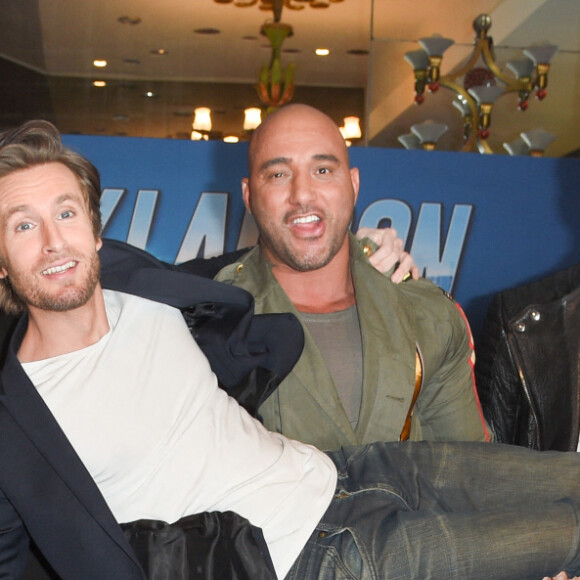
[23,290,337,578]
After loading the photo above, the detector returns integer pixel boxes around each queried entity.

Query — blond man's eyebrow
[2,204,29,227]
[53,193,83,207]
[2,193,82,225]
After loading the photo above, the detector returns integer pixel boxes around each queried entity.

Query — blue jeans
[286,441,580,580]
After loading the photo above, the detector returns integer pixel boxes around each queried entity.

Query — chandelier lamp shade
[398,121,448,151]
[411,121,448,151]
[397,133,421,151]
[342,116,362,139]
[243,107,263,131]
[404,14,558,153]
[504,128,556,157]
[192,107,212,133]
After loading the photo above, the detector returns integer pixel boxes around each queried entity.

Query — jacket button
[516,322,526,333]
[318,531,327,538]
[363,244,372,257]
[530,310,541,321]
[236,264,244,274]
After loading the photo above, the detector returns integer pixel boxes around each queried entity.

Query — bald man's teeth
[42,261,76,276]
[293,215,320,224]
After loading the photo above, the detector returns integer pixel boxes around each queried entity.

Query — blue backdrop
[62,134,580,340]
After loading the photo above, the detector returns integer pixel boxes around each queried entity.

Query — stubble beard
[257,209,351,272]
[7,251,101,313]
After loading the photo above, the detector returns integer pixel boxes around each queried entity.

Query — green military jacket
[215,234,488,450]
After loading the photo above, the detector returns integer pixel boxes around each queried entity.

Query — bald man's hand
[356,227,420,284]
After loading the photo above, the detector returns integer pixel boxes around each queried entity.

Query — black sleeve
[176,248,251,279]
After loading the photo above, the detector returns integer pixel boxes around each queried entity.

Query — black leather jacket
[475,262,580,451]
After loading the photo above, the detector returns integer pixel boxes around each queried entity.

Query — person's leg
[288,500,579,579]
[389,440,580,511]
[287,441,580,579]
[334,441,580,513]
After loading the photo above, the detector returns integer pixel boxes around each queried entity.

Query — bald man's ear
[350,167,360,203]
[241,177,252,214]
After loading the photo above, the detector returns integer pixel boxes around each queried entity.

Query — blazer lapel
[350,246,418,443]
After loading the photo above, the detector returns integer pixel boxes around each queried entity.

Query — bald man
[216,104,489,450]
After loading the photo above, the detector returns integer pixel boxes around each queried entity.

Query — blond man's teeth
[42,261,76,275]
[293,215,320,224]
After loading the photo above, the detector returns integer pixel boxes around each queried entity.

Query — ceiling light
[342,116,362,139]
[93,80,106,87]
[150,49,167,56]
[193,107,212,133]
[93,60,107,68]
[315,48,330,56]
[223,136,239,143]
[144,91,157,98]
[243,108,262,131]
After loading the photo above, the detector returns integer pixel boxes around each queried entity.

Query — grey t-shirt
[300,305,363,429]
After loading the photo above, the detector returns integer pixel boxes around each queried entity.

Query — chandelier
[209,0,359,141]
[214,0,344,22]
[403,14,558,154]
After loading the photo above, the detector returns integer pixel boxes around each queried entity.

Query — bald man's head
[248,104,349,174]
[241,104,359,273]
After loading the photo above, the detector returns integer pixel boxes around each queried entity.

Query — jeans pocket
[286,525,366,580]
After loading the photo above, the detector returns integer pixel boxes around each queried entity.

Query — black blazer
[0,239,303,579]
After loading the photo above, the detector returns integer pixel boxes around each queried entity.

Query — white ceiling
[0,0,579,156]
